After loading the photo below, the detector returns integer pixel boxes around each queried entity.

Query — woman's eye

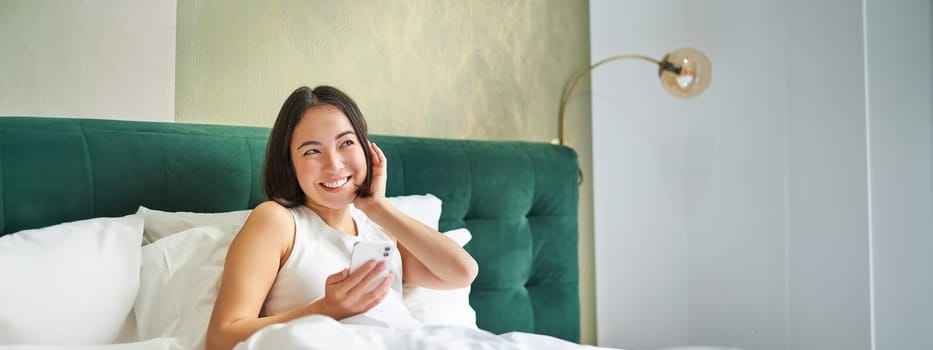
[303,149,320,156]
[340,140,355,147]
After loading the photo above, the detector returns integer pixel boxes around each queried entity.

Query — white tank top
[262,205,417,327]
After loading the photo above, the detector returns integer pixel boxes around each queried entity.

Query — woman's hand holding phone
[348,241,394,292]
[319,243,395,320]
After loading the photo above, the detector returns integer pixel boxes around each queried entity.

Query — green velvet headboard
[0,117,580,342]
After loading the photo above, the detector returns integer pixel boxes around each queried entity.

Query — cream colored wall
[176,0,596,344]
[0,0,175,121]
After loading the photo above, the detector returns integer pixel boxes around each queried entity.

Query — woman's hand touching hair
[353,142,387,211]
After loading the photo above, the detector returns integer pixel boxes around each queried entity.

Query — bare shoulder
[250,201,295,223]
[234,201,295,247]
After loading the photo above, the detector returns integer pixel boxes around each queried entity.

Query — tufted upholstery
[0,117,580,342]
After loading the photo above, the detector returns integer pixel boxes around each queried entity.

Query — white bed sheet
[0,338,182,350]
[236,315,618,350]
[0,321,619,350]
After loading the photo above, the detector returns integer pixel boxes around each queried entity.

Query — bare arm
[205,201,394,350]
[364,200,478,290]
[354,143,478,290]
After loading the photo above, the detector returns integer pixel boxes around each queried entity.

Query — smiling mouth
[320,176,350,189]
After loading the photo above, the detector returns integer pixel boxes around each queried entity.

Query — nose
[321,151,344,172]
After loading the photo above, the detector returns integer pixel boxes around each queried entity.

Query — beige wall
[176,0,596,344]
[0,0,175,121]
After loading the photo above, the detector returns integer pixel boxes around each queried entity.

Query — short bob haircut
[263,85,374,208]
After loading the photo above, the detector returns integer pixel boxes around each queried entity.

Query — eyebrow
[296,130,356,149]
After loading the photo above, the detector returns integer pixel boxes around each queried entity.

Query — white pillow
[134,224,236,349]
[135,193,434,244]
[402,228,478,329]
[0,214,144,345]
[0,337,183,350]
[133,206,250,348]
[135,206,251,244]
[385,194,442,228]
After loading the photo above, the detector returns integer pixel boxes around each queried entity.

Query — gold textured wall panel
[176,0,588,142]
[176,0,595,344]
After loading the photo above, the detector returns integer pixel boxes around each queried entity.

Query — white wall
[865,1,933,349]
[591,0,931,349]
[590,1,689,347]
[785,2,872,349]
[0,0,176,121]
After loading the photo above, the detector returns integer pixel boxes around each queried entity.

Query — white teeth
[321,177,349,189]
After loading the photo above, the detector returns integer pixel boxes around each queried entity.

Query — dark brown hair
[263,86,373,208]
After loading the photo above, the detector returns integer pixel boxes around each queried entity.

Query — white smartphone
[348,241,395,293]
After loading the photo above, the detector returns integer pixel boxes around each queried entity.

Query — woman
[206,86,478,350]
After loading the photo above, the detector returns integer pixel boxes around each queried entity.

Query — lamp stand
[556,54,661,146]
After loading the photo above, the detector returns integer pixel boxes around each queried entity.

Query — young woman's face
[290,105,367,210]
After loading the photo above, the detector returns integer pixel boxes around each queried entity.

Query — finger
[370,273,394,298]
[326,268,349,284]
[368,142,377,158]
[345,260,381,286]
[361,274,395,310]
[349,261,388,294]
[372,143,386,166]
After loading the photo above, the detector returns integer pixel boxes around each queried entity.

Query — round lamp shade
[659,47,712,98]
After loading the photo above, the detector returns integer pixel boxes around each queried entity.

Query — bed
[0,117,596,349]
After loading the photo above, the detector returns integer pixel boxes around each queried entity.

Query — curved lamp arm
[557,54,660,146]
[555,48,712,146]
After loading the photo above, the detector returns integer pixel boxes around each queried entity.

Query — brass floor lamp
[556,47,712,146]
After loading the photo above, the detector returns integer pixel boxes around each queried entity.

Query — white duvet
[236,315,610,350]
[0,320,613,350]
